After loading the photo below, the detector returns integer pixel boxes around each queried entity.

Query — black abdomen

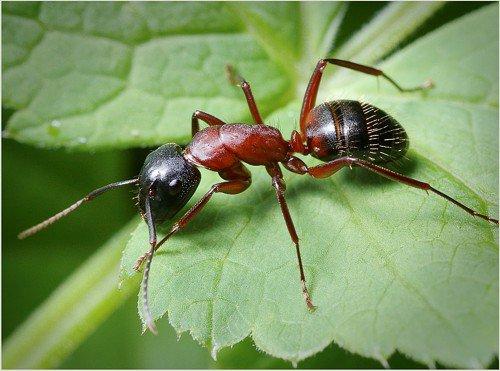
[304,100,408,163]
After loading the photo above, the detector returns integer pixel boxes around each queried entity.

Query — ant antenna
[141,187,158,335]
[18,178,139,239]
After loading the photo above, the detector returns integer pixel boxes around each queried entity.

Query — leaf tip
[468,358,484,369]
[379,358,389,369]
[424,359,437,369]
[141,321,158,336]
[372,349,389,369]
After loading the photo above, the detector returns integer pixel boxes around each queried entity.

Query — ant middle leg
[303,157,498,225]
[226,64,264,125]
[191,110,226,138]
[299,58,433,136]
[266,163,316,311]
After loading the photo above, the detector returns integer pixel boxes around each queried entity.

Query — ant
[19,58,499,335]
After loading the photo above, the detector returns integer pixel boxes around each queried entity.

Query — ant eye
[168,179,182,195]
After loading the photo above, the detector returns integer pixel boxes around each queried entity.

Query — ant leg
[226,65,264,125]
[192,110,226,137]
[289,131,309,155]
[133,165,251,270]
[300,59,328,135]
[283,156,308,175]
[324,59,433,93]
[307,157,499,225]
[299,59,433,136]
[136,175,249,333]
[134,171,251,334]
[266,163,316,311]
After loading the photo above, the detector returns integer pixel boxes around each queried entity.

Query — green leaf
[2,2,290,149]
[121,4,498,368]
[4,1,497,369]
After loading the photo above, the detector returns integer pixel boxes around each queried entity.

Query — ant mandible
[19,58,499,334]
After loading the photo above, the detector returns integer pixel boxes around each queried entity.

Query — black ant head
[138,144,201,225]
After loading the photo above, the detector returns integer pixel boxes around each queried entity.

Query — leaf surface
[3,2,290,149]
[120,4,499,368]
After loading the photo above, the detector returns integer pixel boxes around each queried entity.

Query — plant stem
[3,219,141,369]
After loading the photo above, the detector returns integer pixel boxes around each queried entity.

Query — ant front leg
[266,163,316,311]
[226,65,264,125]
[306,157,499,225]
[134,164,252,270]
[141,194,159,334]
[134,167,251,333]
[299,58,433,136]
[191,110,226,138]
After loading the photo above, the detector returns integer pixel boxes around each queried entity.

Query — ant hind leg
[324,58,434,93]
[299,58,433,138]
[307,156,498,225]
